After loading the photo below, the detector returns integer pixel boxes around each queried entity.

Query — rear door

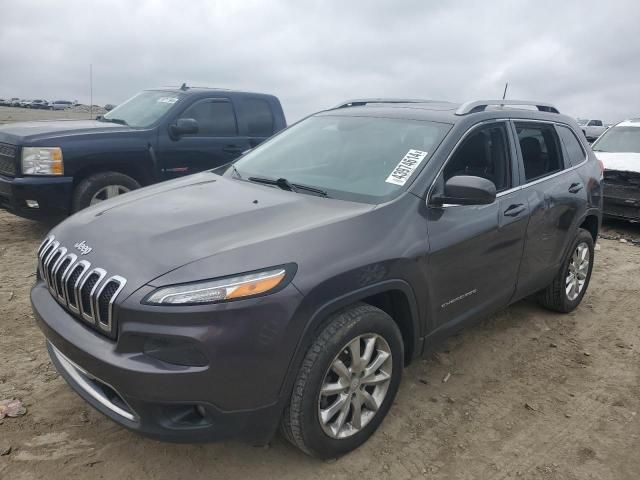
[426,121,529,330]
[157,97,251,179]
[512,121,584,298]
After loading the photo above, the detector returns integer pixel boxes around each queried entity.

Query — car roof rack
[456,99,560,115]
[334,98,436,109]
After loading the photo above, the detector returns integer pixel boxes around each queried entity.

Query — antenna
[89,64,93,119]
[502,82,509,100]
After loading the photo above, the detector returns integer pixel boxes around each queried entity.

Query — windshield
[103,90,183,128]
[577,119,588,126]
[228,115,451,203]
[592,126,640,153]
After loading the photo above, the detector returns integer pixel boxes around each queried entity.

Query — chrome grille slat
[36,235,126,339]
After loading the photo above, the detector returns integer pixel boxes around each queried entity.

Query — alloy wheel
[566,242,590,301]
[90,185,131,205]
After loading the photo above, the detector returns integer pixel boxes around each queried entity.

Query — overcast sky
[1,0,639,123]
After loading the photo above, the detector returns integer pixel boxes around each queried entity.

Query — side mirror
[170,118,199,138]
[431,175,496,206]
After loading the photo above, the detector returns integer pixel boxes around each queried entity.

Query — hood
[49,173,373,289]
[594,151,640,174]
[0,120,133,144]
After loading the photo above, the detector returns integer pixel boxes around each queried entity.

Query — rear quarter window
[557,125,587,167]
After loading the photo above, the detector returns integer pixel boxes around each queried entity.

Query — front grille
[0,143,17,177]
[37,235,127,338]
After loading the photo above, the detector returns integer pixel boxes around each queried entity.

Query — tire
[537,228,594,313]
[72,171,140,212]
[281,303,403,458]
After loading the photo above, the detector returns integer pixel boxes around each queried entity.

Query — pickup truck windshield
[102,91,184,128]
[592,126,640,153]
[230,115,451,203]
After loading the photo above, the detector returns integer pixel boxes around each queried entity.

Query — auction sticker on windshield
[385,149,428,186]
[157,97,179,104]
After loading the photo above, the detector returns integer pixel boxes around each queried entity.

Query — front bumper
[31,280,304,443]
[603,178,640,221]
[0,174,73,220]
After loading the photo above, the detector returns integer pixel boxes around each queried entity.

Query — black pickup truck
[0,87,286,220]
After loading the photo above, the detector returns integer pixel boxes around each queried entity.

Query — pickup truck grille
[37,235,127,339]
[0,143,17,177]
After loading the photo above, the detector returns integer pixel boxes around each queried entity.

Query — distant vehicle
[0,86,286,220]
[0,99,8,106]
[592,118,640,221]
[104,104,116,111]
[10,98,21,107]
[577,119,607,142]
[50,100,73,111]
[18,99,32,108]
[30,99,49,109]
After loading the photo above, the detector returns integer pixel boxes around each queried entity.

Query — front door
[157,98,251,179]
[426,121,529,330]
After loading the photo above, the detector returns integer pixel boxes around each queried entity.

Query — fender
[560,206,601,266]
[277,278,422,403]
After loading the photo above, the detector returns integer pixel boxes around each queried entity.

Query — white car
[592,119,640,221]
[577,119,607,142]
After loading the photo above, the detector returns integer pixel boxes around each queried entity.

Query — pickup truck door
[426,121,529,331]
[157,98,251,179]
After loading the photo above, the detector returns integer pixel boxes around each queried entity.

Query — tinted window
[516,123,563,181]
[557,125,586,167]
[444,123,511,192]
[237,97,274,137]
[179,99,237,136]
[588,120,603,127]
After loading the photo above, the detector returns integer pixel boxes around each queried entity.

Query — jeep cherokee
[31,98,602,458]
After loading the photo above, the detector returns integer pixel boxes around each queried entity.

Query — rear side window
[557,125,586,167]
[444,123,511,192]
[178,99,237,136]
[588,120,603,127]
[515,123,563,182]
[236,97,274,137]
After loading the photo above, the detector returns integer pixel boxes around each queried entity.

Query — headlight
[22,147,64,175]
[145,267,288,305]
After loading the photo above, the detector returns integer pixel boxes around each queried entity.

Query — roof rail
[456,99,560,115]
[334,98,434,109]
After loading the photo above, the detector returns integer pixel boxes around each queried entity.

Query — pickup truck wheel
[537,228,594,313]
[72,172,140,212]
[281,303,403,458]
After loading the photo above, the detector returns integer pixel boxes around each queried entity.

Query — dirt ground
[0,106,100,125]
[0,209,638,480]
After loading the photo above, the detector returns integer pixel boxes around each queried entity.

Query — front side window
[515,123,564,181]
[229,115,451,203]
[588,120,603,127]
[592,125,640,154]
[557,125,586,167]
[103,90,184,128]
[178,99,237,136]
[443,123,511,192]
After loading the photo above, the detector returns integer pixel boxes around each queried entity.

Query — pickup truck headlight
[22,147,64,175]
[145,268,288,305]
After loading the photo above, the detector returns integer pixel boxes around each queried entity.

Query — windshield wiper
[101,117,128,126]
[248,176,328,197]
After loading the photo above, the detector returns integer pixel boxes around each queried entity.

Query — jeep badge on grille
[74,240,93,255]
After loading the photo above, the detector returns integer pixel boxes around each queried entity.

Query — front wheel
[537,228,595,313]
[281,304,403,458]
[72,171,140,213]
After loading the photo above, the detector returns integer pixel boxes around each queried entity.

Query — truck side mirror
[170,118,199,138]
[430,175,496,206]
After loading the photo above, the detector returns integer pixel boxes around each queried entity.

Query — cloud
[1,0,639,123]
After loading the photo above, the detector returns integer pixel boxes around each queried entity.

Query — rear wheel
[537,228,594,313]
[72,171,140,212]
[281,303,403,458]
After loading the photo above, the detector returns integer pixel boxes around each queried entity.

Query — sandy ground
[0,106,101,125]
[0,208,638,479]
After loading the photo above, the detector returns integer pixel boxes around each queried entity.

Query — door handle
[223,145,244,153]
[568,182,583,193]
[503,204,526,217]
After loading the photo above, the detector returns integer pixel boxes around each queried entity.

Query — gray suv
[31,98,602,458]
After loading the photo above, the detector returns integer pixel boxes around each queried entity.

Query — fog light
[26,200,39,208]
